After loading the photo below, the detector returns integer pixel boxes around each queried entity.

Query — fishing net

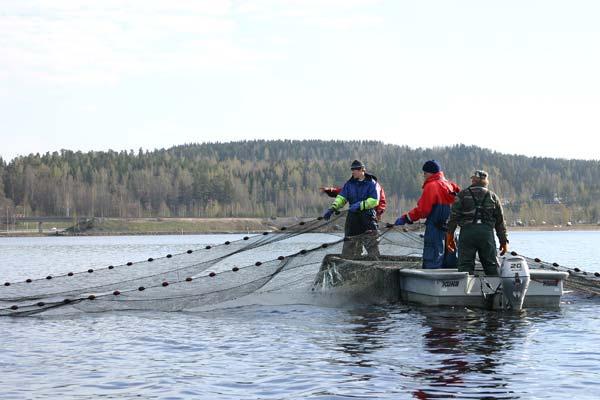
[2,211,599,317]
[519,255,600,296]
[0,211,425,316]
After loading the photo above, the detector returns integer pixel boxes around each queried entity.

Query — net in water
[2,211,599,317]
[0,211,425,316]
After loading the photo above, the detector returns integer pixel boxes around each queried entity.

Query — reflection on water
[309,305,575,399]
[414,310,516,399]
[337,308,394,368]
[410,307,565,400]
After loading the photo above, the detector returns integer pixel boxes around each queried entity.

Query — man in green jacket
[446,170,509,276]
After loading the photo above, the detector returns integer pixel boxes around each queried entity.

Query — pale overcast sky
[1,0,599,161]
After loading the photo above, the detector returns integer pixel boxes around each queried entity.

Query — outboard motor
[499,256,530,311]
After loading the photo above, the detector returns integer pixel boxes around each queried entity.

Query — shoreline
[1,216,599,237]
[0,217,300,238]
[509,224,600,232]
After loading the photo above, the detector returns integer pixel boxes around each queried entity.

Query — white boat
[313,254,569,310]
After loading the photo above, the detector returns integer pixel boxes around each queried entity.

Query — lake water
[0,231,599,399]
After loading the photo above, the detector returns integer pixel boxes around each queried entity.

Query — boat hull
[399,268,567,309]
[313,255,568,309]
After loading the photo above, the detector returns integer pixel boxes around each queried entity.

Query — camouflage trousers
[457,223,499,276]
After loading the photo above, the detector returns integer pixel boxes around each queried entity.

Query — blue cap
[422,160,441,174]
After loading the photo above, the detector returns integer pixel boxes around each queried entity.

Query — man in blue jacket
[323,160,381,257]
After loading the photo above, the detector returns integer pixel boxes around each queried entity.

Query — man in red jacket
[395,160,460,268]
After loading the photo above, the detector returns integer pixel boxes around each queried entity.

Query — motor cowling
[499,256,530,310]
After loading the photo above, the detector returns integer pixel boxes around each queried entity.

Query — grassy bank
[87,217,281,234]
[0,217,304,237]
[509,224,600,232]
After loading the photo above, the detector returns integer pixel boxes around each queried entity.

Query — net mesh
[1,211,598,316]
[520,255,600,296]
[0,211,425,316]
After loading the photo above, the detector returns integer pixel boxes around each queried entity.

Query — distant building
[530,193,563,204]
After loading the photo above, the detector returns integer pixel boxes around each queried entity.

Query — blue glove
[349,202,361,213]
[395,216,407,226]
[323,209,334,220]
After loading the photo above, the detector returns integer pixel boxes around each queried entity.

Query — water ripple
[1,234,600,399]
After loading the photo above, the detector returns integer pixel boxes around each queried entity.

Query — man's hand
[323,209,334,220]
[446,232,456,253]
[499,242,508,256]
[349,202,361,213]
[395,215,406,226]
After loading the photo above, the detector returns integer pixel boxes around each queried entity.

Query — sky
[1,0,600,162]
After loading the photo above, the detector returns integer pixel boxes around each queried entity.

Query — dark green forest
[1,141,599,225]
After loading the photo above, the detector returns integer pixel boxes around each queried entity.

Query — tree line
[1,141,599,225]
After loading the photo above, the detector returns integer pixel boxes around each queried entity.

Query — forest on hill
[1,141,599,225]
